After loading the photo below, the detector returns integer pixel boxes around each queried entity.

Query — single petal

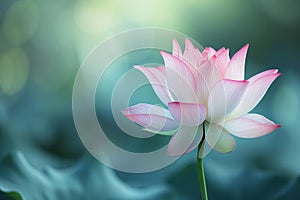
[194,48,203,67]
[121,103,178,132]
[247,69,279,82]
[167,125,202,156]
[172,38,182,57]
[196,61,222,105]
[224,44,249,80]
[134,66,173,105]
[214,48,230,77]
[224,113,280,138]
[215,47,226,56]
[182,38,201,68]
[185,124,204,154]
[230,70,281,117]
[207,79,248,123]
[161,51,198,103]
[205,122,236,153]
[168,102,206,127]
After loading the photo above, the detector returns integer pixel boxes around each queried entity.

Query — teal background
[0,0,299,199]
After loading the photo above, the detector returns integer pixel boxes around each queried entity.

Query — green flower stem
[197,124,208,200]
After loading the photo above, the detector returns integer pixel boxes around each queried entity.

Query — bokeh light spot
[74,1,117,34]
[3,0,39,45]
[0,48,29,95]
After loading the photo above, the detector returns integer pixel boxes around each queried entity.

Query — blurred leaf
[7,191,22,200]
[0,191,22,200]
[0,48,29,95]
[0,152,173,200]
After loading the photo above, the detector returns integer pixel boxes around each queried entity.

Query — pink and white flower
[121,39,280,157]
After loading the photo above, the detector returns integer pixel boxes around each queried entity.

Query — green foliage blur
[0,0,300,199]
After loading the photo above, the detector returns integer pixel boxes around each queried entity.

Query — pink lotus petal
[207,79,248,123]
[183,42,195,65]
[196,61,222,105]
[215,47,226,56]
[173,38,203,69]
[184,38,197,53]
[156,65,166,73]
[247,69,279,82]
[182,38,200,68]
[205,122,236,153]
[121,103,178,132]
[214,48,230,77]
[184,124,204,154]
[161,51,198,103]
[167,125,202,156]
[134,66,173,105]
[168,102,206,127]
[230,70,281,116]
[224,114,280,138]
[224,44,249,80]
[172,39,182,57]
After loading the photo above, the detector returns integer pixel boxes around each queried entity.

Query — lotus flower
[121,39,280,157]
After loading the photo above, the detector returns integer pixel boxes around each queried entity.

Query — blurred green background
[0,0,300,199]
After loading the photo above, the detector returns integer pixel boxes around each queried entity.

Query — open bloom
[121,39,280,156]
